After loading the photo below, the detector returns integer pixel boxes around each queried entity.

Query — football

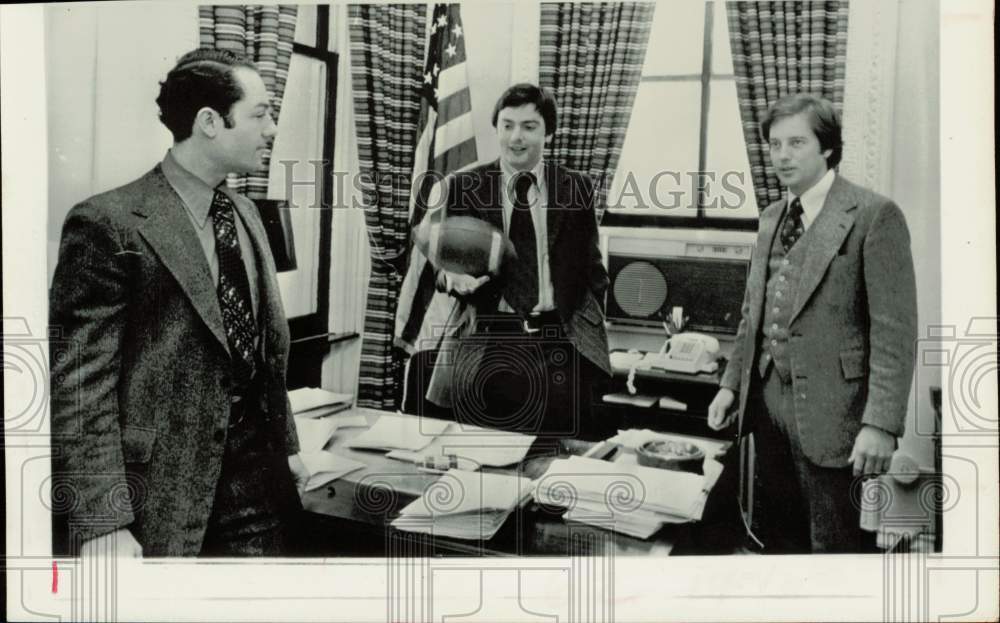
[412,215,517,276]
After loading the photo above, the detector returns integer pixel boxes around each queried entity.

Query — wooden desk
[297,410,743,557]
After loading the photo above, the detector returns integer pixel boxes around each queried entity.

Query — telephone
[639,333,721,374]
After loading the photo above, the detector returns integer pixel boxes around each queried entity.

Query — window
[264,5,340,387]
[603,1,758,230]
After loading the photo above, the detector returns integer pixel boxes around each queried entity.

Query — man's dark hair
[761,93,844,169]
[491,83,558,137]
[156,48,258,142]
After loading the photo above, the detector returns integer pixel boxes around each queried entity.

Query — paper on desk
[398,469,534,517]
[346,414,450,452]
[298,450,366,491]
[535,456,707,519]
[294,413,367,452]
[386,424,536,469]
[288,387,354,415]
[393,469,533,540]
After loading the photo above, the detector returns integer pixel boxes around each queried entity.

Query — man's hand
[81,528,142,558]
[443,271,490,298]
[707,388,737,431]
[289,453,310,492]
[848,424,897,476]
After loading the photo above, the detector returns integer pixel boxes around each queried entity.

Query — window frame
[602,1,758,231]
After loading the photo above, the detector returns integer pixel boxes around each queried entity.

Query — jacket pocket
[121,426,157,463]
[840,349,867,380]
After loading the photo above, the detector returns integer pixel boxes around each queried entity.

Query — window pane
[268,53,327,316]
[710,0,735,75]
[642,1,705,77]
[294,4,317,47]
[704,79,758,218]
[609,81,701,215]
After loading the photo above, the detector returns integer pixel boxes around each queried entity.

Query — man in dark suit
[427,83,612,439]
[50,48,307,557]
[707,93,918,552]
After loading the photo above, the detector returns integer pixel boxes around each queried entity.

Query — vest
[757,212,816,382]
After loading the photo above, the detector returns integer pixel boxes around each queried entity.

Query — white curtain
[320,3,372,396]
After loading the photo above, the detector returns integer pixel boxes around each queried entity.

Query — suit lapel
[545,162,566,250]
[135,167,230,354]
[790,176,857,323]
[231,195,284,356]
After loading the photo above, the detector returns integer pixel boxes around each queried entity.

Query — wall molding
[840,0,900,196]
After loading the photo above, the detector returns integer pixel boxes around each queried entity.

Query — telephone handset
[640,332,720,374]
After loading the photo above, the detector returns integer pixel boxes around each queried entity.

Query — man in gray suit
[707,93,918,553]
[50,48,307,557]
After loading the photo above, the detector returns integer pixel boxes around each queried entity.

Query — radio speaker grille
[612,261,668,318]
[606,254,748,334]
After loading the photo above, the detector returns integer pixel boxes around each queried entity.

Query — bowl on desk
[636,440,704,474]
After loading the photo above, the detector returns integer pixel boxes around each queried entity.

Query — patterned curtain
[199,5,298,199]
[538,2,655,222]
[727,1,849,209]
[348,4,427,409]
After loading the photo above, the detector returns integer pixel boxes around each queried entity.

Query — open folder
[392,469,534,540]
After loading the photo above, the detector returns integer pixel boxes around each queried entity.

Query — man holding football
[428,83,612,440]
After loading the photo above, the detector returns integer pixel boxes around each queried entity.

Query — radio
[600,227,754,335]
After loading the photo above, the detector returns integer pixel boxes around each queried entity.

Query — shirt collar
[787,168,836,225]
[500,157,545,192]
[161,149,228,228]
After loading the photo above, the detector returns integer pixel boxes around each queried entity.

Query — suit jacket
[425,160,611,407]
[49,164,300,556]
[720,175,917,467]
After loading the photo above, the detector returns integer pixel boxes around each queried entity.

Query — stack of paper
[534,455,720,539]
[386,423,536,470]
[392,469,534,540]
[289,387,355,418]
[346,414,450,452]
[298,450,366,491]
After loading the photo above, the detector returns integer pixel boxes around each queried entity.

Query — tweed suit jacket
[720,174,918,467]
[49,164,300,556]
[424,160,611,408]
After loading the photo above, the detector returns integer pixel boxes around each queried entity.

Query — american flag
[394,4,479,399]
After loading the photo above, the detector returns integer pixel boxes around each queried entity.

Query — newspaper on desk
[392,469,534,540]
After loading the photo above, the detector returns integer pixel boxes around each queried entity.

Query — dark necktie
[780,197,805,253]
[210,190,257,387]
[504,172,539,314]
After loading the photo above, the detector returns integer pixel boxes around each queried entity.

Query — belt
[476,310,563,336]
